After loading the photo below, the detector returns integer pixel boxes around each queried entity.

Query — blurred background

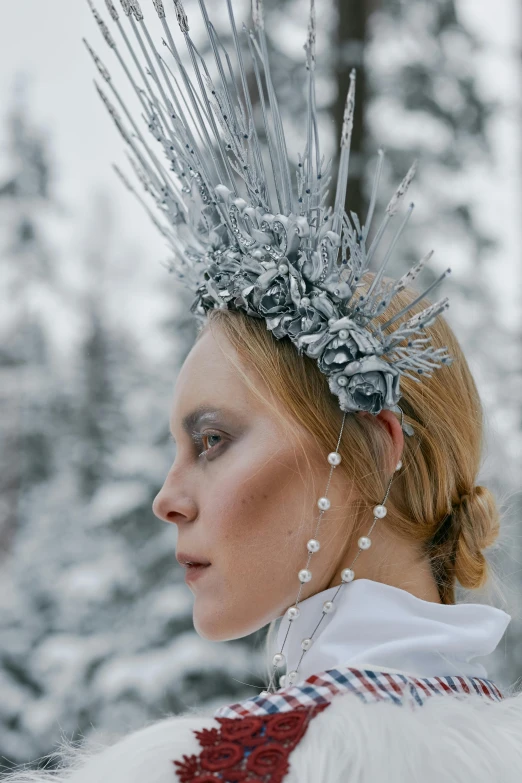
[0,0,521,771]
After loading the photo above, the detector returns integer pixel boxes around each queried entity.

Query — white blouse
[275,578,511,681]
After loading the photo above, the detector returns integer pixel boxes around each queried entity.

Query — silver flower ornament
[329,356,401,414]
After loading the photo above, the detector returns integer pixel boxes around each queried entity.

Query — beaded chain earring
[262,407,406,694]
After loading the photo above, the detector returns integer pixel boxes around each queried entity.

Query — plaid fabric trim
[215,666,504,719]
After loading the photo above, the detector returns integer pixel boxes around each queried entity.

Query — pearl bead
[328,317,336,326]
[286,606,300,620]
[272,653,285,667]
[301,296,310,307]
[278,263,288,274]
[307,539,320,553]
[260,690,271,697]
[317,497,331,511]
[358,536,371,550]
[301,638,313,651]
[337,375,348,387]
[338,328,349,340]
[286,670,299,685]
[373,504,387,518]
[279,675,287,688]
[341,568,355,582]
[395,460,402,471]
[323,600,335,613]
[328,451,342,466]
[346,360,361,373]
[298,568,312,583]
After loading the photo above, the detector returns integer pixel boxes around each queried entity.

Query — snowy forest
[0,0,521,771]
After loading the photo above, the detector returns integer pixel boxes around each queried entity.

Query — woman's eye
[194,431,223,458]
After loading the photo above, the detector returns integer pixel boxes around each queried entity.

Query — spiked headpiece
[84,0,453,429]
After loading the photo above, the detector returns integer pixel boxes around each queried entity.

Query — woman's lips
[176,552,211,567]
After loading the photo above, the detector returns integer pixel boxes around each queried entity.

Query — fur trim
[0,713,215,783]
[3,692,522,782]
[287,688,522,782]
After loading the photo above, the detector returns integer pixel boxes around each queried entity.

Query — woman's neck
[326,526,443,603]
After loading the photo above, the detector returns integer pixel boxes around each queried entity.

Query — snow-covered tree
[0,133,263,771]
[0,78,64,563]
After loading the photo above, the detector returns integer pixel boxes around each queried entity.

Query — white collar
[275,578,511,680]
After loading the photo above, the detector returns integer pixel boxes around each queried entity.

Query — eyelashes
[191,430,224,459]
[168,430,226,460]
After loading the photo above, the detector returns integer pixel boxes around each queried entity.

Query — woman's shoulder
[289,681,522,783]
[3,678,522,783]
[0,711,219,783]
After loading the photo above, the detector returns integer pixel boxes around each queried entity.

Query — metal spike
[340,69,356,149]
[129,0,143,22]
[173,0,189,33]
[247,27,284,212]
[183,30,236,189]
[255,18,293,212]
[252,0,264,30]
[381,270,451,331]
[363,147,384,242]
[87,1,116,48]
[307,0,316,67]
[395,251,432,293]
[156,15,224,187]
[226,0,270,208]
[152,0,165,18]
[365,202,415,302]
[386,160,417,216]
[83,39,111,83]
[104,0,119,21]
[333,68,356,234]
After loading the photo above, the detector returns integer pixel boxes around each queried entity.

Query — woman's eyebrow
[170,405,232,440]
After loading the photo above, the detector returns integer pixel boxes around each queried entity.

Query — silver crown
[85,0,453,424]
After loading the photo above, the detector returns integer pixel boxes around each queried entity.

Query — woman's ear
[376,408,404,473]
[359,409,404,474]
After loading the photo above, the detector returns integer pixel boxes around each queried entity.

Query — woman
[5,0,522,780]
[5,287,522,782]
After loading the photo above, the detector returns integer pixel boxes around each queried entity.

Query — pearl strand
[261,413,348,695]
[281,460,401,688]
[261,409,405,696]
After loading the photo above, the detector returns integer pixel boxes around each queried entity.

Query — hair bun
[453,484,500,590]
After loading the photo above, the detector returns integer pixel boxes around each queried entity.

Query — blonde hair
[200,272,500,606]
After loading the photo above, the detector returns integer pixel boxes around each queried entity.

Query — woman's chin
[192,598,228,641]
[192,600,268,642]
[193,614,222,641]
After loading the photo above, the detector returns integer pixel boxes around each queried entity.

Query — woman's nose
[152,477,198,525]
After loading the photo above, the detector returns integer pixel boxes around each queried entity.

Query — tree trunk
[332,0,374,220]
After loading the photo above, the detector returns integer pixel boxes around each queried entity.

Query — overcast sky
[0,0,520,328]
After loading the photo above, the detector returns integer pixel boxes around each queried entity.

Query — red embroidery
[173,703,330,782]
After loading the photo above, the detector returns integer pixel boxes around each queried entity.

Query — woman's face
[152,324,353,641]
